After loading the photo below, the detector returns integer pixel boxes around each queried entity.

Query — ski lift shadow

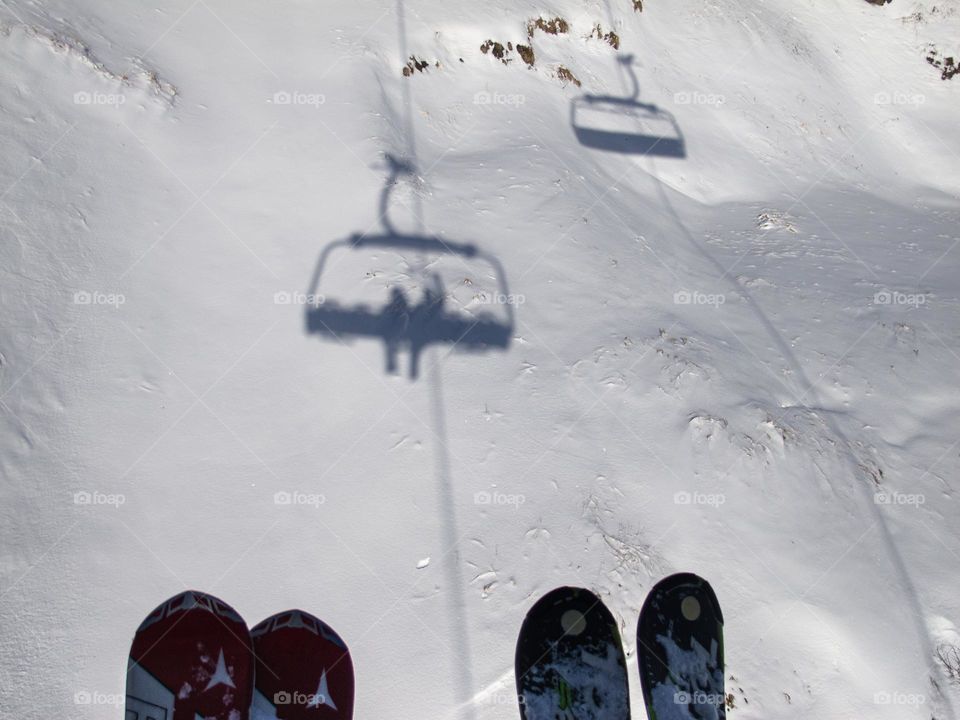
[570,55,686,158]
[305,157,514,380]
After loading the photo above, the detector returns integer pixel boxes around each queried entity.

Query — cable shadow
[304,155,514,380]
[304,145,493,717]
[570,54,686,158]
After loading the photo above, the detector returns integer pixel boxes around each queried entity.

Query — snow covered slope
[1,0,958,718]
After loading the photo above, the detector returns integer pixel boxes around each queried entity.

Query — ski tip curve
[134,589,245,634]
[250,608,350,651]
[642,573,723,623]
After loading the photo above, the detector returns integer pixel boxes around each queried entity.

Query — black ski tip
[517,586,622,658]
[643,572,723,624]
[637,573,725,720]
[516,586,630,720]
[521,586,611,626]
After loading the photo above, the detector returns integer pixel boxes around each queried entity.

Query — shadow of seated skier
[379,275,456,378]
[407,274,446,380]
[570,54,686,158]
[383,286,410,375]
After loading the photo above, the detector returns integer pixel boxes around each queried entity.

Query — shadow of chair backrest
[571,54,686,158]
[305,232,514,379]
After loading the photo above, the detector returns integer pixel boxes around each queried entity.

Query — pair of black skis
[516,573,725,720]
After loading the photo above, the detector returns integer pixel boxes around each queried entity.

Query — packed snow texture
[1,0,959,719]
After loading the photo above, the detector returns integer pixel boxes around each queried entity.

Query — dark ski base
[636,573,725,720]
[515,586,631,720]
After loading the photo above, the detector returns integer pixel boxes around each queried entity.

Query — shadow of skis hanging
[515,586,631,720]
[637,573,726,720]
[305,156,514,379]
[571,54,686,158]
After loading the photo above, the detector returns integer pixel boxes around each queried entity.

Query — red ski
[251,610,354,719]
[125,589,254,720]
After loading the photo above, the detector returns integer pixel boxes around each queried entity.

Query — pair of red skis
[125,590,354,720]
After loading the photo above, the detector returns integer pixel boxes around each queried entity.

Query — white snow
[1,0,959,719]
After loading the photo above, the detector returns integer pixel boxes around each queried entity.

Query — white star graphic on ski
[204,649,236,691]
[307,669,337,710]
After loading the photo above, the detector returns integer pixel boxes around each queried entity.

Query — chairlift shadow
[571,54,686,158]
[305,156,514,379]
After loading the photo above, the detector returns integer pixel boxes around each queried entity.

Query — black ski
[515,586,630,719]
[636,573,725,720]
